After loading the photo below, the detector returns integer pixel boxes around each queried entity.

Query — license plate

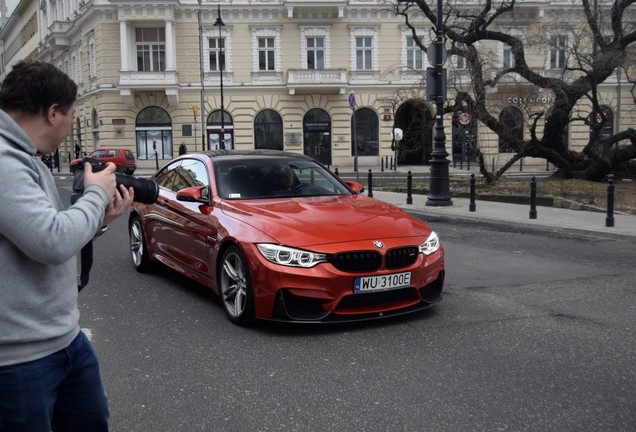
[354,272,411,293]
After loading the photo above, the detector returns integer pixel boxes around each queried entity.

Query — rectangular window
[89,41,96,78]
[550,35,568,69]
[307,37,325,70]
[209,37,226,72]
[456,55,467,70]
[136,27,166,72]
[258,37,275,71]
[503,44,515,68]
[356,36,373,70]
[406,36,423,70]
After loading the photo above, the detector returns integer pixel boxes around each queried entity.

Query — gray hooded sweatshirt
[0,109,111,366]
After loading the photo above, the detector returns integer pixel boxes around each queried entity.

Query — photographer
[0,60,133,431]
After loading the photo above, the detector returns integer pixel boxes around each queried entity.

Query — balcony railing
[46,21,72,48]
[286,68,348,94]
[118,70,180,105]
[119,70,178,87]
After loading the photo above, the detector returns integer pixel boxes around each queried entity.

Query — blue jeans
[0,331,109,431]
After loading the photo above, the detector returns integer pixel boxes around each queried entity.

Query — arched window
[452,110,478,163]
[545,107,569,149]
[351,107,379,157]
[590,106,613,155]
[91,108,100,148]
[499,106,523,153]
[254,109,283,150]
[135,106,172,160]
[207,110,234,149]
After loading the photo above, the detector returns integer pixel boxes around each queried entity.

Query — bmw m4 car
[129,150,444,325]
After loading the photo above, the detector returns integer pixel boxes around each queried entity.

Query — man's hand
[83,161,117,198]
[103,184,135,225]
[83,162,135,224]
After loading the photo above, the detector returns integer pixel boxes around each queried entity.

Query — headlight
[419,231,440,255]
[256,244,327,268]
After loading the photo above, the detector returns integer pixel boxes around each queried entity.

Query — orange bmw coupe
[129,150,444,325]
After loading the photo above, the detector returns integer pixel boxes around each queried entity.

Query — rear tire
[219,245,255,326]
[129,216,153,272]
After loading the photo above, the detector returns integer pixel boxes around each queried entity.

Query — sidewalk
[370,190,636,238]
[337,164,636,238]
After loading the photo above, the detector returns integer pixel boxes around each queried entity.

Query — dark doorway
[394,100,433,164]
[303,108,332,166]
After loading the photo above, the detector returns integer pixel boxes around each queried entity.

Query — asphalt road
[55,177,636,432]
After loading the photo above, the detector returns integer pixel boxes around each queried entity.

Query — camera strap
[78,241,93,292]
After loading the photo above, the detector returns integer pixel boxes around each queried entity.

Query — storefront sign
[507,96,554,105]
[112,118,126,125]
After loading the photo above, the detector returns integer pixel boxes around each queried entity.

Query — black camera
[72,157,159,205]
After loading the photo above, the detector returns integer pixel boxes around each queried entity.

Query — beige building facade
[1,0,633,172]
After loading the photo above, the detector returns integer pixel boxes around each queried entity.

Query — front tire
[129,216,153,272]
[219,245,255,326]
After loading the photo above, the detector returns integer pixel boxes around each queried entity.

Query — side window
[173,159,210,190]
[155,161,182,191]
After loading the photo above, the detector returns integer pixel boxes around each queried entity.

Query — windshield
[215,157,352,200]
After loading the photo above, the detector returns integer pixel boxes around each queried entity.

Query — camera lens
[115,174,159,204]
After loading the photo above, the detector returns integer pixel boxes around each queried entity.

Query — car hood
[220,194,431,247]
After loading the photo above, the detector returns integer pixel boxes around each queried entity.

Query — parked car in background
[128,150,445,325]
[70,147,137,174]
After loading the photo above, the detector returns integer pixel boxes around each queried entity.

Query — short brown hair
[0,60,77,116]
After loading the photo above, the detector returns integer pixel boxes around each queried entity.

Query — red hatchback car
[70,147,137,174]
[129,150,444,325]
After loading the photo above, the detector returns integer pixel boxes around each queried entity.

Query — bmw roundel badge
[373,241,384,249]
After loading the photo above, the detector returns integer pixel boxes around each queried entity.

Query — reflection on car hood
[220,194,431,247]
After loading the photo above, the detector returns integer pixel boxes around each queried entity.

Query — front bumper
[271,270,444,323]
[245,243,445,323]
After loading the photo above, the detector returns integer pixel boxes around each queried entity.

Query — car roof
[203,149,315,161]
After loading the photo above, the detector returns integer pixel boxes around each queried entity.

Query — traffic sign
[427,41,447,66]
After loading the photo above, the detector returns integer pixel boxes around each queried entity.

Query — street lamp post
[198,0,206,150]
[426,0,452,206]
[214,5,226,150]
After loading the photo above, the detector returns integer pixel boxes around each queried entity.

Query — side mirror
[176,185,210,204]
[345,180,365,194]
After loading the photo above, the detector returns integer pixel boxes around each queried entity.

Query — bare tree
[392,0,636,182]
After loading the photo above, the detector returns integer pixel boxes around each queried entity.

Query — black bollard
[381,158,384,172]
[155,152,159,171]
[335,167,339,176]
[529,176,537,219]
[406,171,413,205]
[606,176,615,227]
[368,169,373,198]
[469,173,476,212]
